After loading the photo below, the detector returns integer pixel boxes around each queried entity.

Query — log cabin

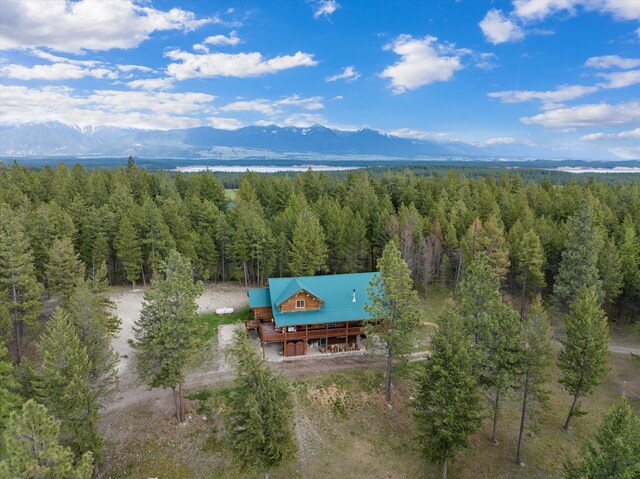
[247,272,378,358]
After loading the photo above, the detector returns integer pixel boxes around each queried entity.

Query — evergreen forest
[1,159,639,478]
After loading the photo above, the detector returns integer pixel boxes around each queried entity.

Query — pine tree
[414,301,483,479]
[554,201,604,308]
[45,236,85,301]
[0,400,93,479]
[0,353,21,444]
[133,250,203,423]
[114,215,142,289]
[364,239,420,403]
[619,215,640,316]
[224,331,296,476]
[597,235,623,306]
[288,208,328,276]
[230,201,273,286]
[457,253,520,443]
[457,253,502,354]
[37,309,102,463]
[0,204,43,363]
[476,215,511,282]
[563,397,640,479]
[86,259,109,293]
[65,284,120,407]
[516,295,554,466]
[558,287,610,431]
[485,302,521,444]
[515,229,546,319]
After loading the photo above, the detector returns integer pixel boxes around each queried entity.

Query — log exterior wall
[279,290,323,313]
[252,306,274,321]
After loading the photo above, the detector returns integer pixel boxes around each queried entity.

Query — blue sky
[0,0,638,158]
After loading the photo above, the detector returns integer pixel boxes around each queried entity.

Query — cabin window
[295,299,305,309]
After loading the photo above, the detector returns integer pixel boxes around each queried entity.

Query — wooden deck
[258,321,364,343]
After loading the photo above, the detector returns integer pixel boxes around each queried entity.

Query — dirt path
[608,344,640,355]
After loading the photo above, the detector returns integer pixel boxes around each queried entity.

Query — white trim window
[295,299,305,309]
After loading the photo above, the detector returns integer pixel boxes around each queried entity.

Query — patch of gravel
[108,283,249,399]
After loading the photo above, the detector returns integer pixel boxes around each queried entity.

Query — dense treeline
[1,158,639,476]
[1,159,638,315]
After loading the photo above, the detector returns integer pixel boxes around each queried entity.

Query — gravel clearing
[106,283,249,408]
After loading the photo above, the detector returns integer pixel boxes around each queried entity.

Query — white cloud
[165,50,317,80]
[479,136,518,146]
[126,78,174,91]
[0,0,215,53]
[585,55,640,69]
[326,66,360,82]
[31,50,101,67]
[220,95,324,117]
[480,1,640,44]
[202,30,241,47]
[311,0,340,19]
[380,35,463,93]
[0,62,118,80]
[276,94,324,110]
[0,84,215,130]
[278,113,326,127]
[512,0,579,21]
[208,116,244,129]
[597,69,640,89]
[389,128,451,141]
[513,0,640,22]
[607,147,640,159]
[488,84,599,105]
[221,99,279,116]
[117,64,154,73]
[579,128,640,141]
[479,9,524,44]
[521,101,640,128]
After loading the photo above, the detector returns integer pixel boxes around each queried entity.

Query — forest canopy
[0,159,638,320]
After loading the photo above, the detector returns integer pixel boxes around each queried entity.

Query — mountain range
[0,121,624,161]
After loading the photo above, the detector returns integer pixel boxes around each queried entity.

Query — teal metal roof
[267,272,378,327]
[273,277,323,307]
[248,288,271,308]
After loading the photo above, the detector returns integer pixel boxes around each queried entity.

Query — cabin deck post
[346,321,349,347]
[283,330,287,357]
[325,322,328,350]
[261,341,265,359]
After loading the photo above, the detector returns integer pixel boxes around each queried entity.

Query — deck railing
[260,325,364,343]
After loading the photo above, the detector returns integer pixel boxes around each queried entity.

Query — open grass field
[99,285,640,478]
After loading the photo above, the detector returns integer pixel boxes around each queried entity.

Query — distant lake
[174,165,361,173]
[554,167,640,174]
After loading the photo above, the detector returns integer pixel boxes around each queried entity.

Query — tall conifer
[414,300,482,479]
[558,287,610,431]
[0,400,93,479]
[133,250,203,423]
[516,296,553,465]
[554,202,604,307]
[37,310,102,463]
[224,331,296,476]
[365,239,420,403]
[0,204,43,363]
[563,397,640,478]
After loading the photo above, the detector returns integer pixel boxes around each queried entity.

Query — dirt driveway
[106,283,249,412]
